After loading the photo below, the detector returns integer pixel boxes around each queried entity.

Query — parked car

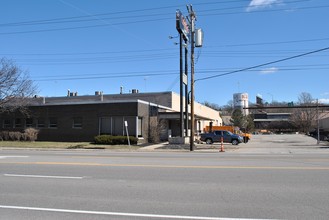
[309,130,329,141]
[200,130,243,145]
[203,125,251,142]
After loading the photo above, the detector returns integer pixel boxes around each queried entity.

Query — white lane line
[0,156,29,159]
[4,174,84,179]
[0,205,274,220]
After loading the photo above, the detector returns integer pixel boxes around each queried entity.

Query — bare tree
[220,100,234,116]
[0,58,37,112]
[290,92,317,133]
[202,101,221,111]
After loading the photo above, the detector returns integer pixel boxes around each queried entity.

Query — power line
[32,66,329,82]
[9,50,327,66]
[0,2,325,35]
[198,0,309,14]
[0,17,171,35]
[2,45,329,57]
[0,5,177,27]
[200,4,329,17]
[0,0,309,27]
[29,63,329,83]
[206,37,329,48]
[34,72,178,82]
[2,45,329,60]
[0,0,269,28]
[195,46,329,82]
[0,48,175,56]
[28,62,329,82]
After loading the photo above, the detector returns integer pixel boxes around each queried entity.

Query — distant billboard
[176,10,189,41]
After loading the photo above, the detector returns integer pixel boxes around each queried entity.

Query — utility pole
[176,9,189,138]
[317,99,320,145]
[185,43,189,137]
[179,34,184,137]
[187,5,196,151]
[177,6,202,148]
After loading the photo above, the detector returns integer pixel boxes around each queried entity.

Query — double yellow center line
[1,161,329,170]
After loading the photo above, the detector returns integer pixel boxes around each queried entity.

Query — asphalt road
[1,134,329,220]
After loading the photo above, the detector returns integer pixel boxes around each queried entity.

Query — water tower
[233,93,249,115]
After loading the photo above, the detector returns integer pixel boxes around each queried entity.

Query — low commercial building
[253,113,295,132]
[0,91,222,143]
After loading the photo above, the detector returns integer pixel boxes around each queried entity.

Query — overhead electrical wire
[0,0,257,27]
[34,72,178,82]
[206,37,329,48]
[32,65,329,82]
[31,61,329,82]
[0,1,325,35]
[7,46,328,65]
[0,0,307,27]
[195,47,329,82]
[199,5,329,17]
[0,48,174,56]
[0,0,309,28]
[2,44,329,57]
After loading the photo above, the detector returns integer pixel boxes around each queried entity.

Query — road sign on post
[176,10,189,42]
[124,121,130,147]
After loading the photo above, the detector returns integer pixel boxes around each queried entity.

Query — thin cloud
[260,67,279,74]
[319,99,329,104]
[319,92,329,104]
[246,0,283,12]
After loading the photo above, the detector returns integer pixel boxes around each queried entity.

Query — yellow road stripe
[1,161,329,170]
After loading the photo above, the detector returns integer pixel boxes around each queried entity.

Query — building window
[37,118,45,128]
[138,117,143,137]
[3,119,11,128]
[73,117,82,129]
[15,118,22,128]
[48,118,57,128]
[26,118,33,127]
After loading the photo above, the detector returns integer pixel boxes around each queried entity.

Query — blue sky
[1,0,328,106]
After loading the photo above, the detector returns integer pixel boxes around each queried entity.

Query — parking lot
[234,133,329,154]
[153,133,329,154]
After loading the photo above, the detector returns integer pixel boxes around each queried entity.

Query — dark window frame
[14,118,22,128]
[48,117,58,129]
[73,117,83,129]
[3,119,11,128]
[26,118,33,128]
[37,118,45,128]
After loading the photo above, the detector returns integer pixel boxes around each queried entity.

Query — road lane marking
[0,205,274,220]
[1,161,329,170]
[0,156,29,159]
[4,174,84,179]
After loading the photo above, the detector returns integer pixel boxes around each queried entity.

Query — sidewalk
[138,142,240,152]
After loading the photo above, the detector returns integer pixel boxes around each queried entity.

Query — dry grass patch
[0,141,140,150]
